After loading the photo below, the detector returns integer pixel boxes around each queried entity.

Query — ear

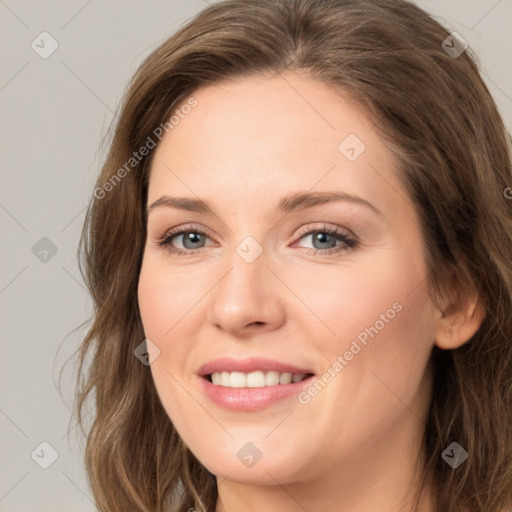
[434,284,486,350]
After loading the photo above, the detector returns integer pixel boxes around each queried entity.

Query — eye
[292,224,358,256]
[156,224,215,256]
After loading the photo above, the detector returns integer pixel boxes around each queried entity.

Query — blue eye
[171,231,206,250]
[294,227,357,254]
[157,226,212,256]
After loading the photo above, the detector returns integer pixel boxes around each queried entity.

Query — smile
[197,357,316,411]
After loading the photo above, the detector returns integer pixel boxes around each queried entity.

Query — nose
[207,245,286,336]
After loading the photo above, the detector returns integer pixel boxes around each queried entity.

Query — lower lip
[199,376,314,412]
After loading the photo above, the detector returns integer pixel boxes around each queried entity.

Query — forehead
[165,72,375,155]
[147,72,407,219]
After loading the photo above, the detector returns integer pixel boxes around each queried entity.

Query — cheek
[137,256,209,395]
[302,246,430,348]
[137,259,193,398]
[137,261,201,441]
[137,263,163,345]
[315,255,437,426]
[307,246,437,399]
[137,255,204,338]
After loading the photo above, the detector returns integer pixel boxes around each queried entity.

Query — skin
[137,72,484,512]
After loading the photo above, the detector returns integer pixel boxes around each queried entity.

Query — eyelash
[156,223,358,257]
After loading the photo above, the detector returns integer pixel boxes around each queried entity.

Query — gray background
[1,0,511,510]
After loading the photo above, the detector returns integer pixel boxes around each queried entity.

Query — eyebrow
[146,191,381,216]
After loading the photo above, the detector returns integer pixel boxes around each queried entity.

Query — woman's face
[138,72,441,486]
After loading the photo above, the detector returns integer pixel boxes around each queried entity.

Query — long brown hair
[71,0,512,510]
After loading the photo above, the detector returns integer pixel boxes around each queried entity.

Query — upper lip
[197,357,314,376]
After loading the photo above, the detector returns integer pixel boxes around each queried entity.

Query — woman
[74,0,512,511]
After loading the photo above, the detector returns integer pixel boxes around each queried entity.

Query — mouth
[197,357,316,411]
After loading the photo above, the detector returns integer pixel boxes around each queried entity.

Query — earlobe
[434,295,486,350]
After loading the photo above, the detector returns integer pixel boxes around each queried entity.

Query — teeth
[266,371,280,386]
[279,372,293,385]
[247,371,265,387]
[220,371,230,387]
[230,372,246,388]
[209,371,309,388]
